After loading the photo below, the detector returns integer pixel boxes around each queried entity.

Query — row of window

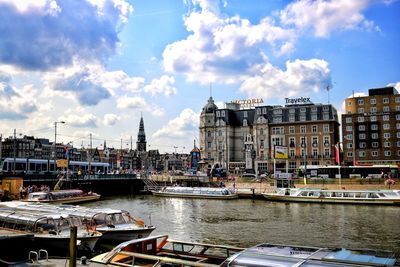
[348,97,400,106]
[346,140,400,148]
[345,114,400,122]
[346,124,400,132]
[356,106,400,113]
[272,106,330,115]
[345,132,400,141]
[347,150,400,157]
[273,113,331,123]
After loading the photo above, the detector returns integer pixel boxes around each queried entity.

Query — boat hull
[25,194,100,204]
[96,226,156,244]
[262,194,400,205]
[152,191,238,199]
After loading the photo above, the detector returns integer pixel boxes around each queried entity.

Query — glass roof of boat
[226,244,398,267]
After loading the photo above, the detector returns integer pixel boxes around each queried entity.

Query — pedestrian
[19,185,23,199]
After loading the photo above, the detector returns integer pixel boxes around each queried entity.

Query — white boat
[0,201,155,244]
[0,208,102,254]
[26,189,100,204]
[224,242,399,266]
[152,186,238,199]
[263,188,400,205]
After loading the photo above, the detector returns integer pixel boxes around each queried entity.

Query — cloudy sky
[0,0,399,153]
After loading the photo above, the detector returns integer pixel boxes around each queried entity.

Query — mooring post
[69,226,77,267]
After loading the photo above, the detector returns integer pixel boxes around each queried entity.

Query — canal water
[82,195,400,251]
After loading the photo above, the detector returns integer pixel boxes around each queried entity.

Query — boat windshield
[28,193,49,200]
[106,213,127,225]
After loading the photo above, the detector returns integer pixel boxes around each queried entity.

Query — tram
[0,157,110,175]
[298,165,399,179]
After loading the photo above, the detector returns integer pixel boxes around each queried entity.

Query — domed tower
[136,115,147,152]
[199,96,217,168]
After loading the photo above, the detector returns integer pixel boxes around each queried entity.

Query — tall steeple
[137,114,147,152]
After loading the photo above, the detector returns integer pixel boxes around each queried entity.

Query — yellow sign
[56,159,68,168]
[274,146,288,159]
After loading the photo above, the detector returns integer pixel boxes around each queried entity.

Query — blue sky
[0,0,399,153]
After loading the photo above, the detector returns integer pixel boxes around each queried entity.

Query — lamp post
[301,136,307,181]
[54,121,65,172]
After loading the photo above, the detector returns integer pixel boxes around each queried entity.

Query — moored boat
[263,188,400,205]
[25,189,100,204]
[0,208,102,254]
[152,186,238,199]
[0,201,155,245]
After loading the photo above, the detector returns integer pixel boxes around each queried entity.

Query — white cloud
[116,95,164,116]
[163,7,296,84]
[103,113,120,126]
[0,82,38,120]
[144,75,177,96]
[279,0,377,37]
[59,108,98,128]
[387,82,400,91]
[240,59,331,99]
[153,108,199,139]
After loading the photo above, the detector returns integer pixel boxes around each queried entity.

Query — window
[383,115,389,121]
[262,108,266,114]
[384,141,391,148]
[289,115,295,122]
[396,106,400,111]
[207,131,211,137]
[383,98,389,104]
[243,111,248,118]
[347,101,352,106]
[301,136,306,146]
[289,109,295,114]
[358,99,364,105]
[383,133,391,139]
[371,124,378,131]
[359,133,366,140]
[289,126,295,134]
[370,98,376,104]
[256,109,261,115]
[323,124,329,132]
[300,107,306,112]
[347,151,353,157]
[358,125,365,131]
[358,108,364,113]
[396,97,400,103]
[300,115,306,121]
[359,151,366,157]
[371,116,377,122]
[346,126,353,132]
[372,142,379,148]
[218,130,222,136]
[243,119,248,126]
[397,132,400,138]
[216,111,220,117]
[384,151,391,156]
[383,106,390,112]
[345,117,352,123]
[311,107,317,112]
[312,149,318,157]
[273,116,282,123]
[358,116,364,122]
[300,126,306,133]
[272,127,284,135]
[323,106,329,111]
[383,124,390,130]
[207,142,211,148]
[289,137,295,147]
[221,110,225,116]
[398,141,400,147]
[370,107,377,113]
[397,114,400,120]
[323,136,330,145]
[312,136,318,145]
[359,142,366,148]
[346,134,353,140]
[347,143,353,149]
[372,151,378,157]
[260,140,264,149]
[312,125,317,133]
[372,133,379,139]
[260,128,264,135]
[289,149,295,157]
[324,148,330,157]
[311,114,318,121]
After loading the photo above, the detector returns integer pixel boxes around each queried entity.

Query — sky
[0,0,399,153]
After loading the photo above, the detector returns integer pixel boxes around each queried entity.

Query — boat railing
[144,185,164,192]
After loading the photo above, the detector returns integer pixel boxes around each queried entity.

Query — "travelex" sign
[285,97,312,105]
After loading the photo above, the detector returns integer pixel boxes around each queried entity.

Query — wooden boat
[263,188,400,205]
[0,201,156,245]
[152,186,238,199]
[0,208,102,254]
[223,243,399,267]
[25,189,100,204]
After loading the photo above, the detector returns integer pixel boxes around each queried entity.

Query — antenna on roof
[209,83,212,98]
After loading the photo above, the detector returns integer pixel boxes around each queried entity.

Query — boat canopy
[162,187,233,195]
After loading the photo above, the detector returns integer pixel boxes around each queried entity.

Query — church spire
[137,114,147,152]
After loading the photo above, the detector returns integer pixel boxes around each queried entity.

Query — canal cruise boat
[0,201,156,244]
[152,186,238,199]
[0,208,102,254]
[26,189,100,204]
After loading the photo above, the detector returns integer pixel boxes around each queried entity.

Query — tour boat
[90,234,244,266]
[26,189,100,204]
[223,243,399,267]
[262,188,400,205]
[152,186,238,199]
[0,208,102,254]
[0,201,156,245]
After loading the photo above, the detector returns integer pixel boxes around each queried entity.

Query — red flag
[326,84,330,92]
[354,159,358,166]
[335,144,339,164]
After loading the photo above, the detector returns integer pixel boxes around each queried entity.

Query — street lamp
[54,121,65,171]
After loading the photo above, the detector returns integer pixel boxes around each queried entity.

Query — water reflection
[83,195,400,250]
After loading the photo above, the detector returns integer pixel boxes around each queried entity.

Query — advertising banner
[274,146,288,159]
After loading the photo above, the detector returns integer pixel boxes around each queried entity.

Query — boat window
[378,193,386,197]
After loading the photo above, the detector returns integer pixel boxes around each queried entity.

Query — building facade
[342,87,400,166]
[199,97,340,175]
